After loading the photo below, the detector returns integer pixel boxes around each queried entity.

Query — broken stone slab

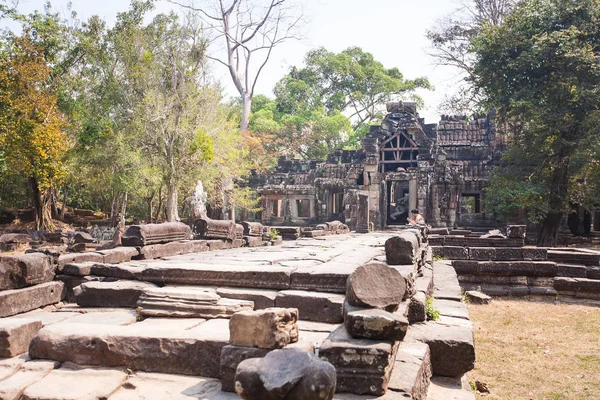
[386,342,432,400]
[319,325,398,396]
[241,222,264,237]
[275,290,344,323]
[0,319,43,357]
[244,236,263,248]
[29,320,231,377]
[219,341,316,394]
[229,308,299,349]
[61,262,95,276]
[506,225,526,239]
[408,291,427,324]
[73,232,94,244]
[96,247,139,264]
[57,252,103,268]
[0,253,54,290]
[465,291,492,304]
[74,280,157,308]
[216,287,277,310]
[0,282,64,318]
[346,262,406,309]
[406,321,475,377]
[234,348,336,400]
[343,303,408,341]
[269,226,303,240]
[193,217,237,240]
[385,232,419,265]
[110,371,236,400]
[121,222,192,246]
[0,360,59,400]
[137,286,253,318]
[297,321,340,333]
[21,362,127,400]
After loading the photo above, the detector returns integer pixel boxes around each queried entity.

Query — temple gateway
[248,102,508,231]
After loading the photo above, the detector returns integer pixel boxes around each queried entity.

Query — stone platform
[0,233,476,400]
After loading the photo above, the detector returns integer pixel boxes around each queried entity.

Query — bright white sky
[6,0,465,122]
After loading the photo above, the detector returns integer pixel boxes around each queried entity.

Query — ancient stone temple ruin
[249,102,508,230]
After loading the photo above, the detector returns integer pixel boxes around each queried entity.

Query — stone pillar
[356,194,370,233]
[409,178,417,211]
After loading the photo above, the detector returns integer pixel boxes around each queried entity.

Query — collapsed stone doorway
[387,180,410,225]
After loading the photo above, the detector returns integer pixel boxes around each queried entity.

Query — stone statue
[191,180,208,219]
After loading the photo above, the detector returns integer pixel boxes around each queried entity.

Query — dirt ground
[468,298,600,400]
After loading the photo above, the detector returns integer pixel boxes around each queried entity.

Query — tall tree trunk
[240,93,252,131]
[59,186,68,221]
[28,177,54,231]
[146,193,154,223]
[50,188,59,219]
[120,191,128,221]
[537,157,570,247]
[165,183,179,222]
[155,186,164,223]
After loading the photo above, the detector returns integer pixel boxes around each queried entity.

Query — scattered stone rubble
[0,224,489,399]
[431,225,600,300]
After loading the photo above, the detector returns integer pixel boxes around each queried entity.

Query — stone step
[554,277,600,299]
[546,249,600,266]
[29,319,231,377]
[332,342,432,400]
[0,282,64,318]
[275,290,345,323]
[74,280,158,308]
[0,359,59,400]
[452,260,557,277]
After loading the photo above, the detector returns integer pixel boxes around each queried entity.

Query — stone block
[29,320,231,377]
[533,262,558,277]
[61,262,94,276]
[0,319,43,357]
[346,262,406,309]
[58,252,103,268]
[387,342,432,400]
[458,274,510,285]
[220,346,270,392]
[234,348,336,400]
[193,218,237,241]
[468,247,496,261]
[587,266,600,280]
[0,253,54,290]
[55,275,100,302]
[0,282,64,318]
[138,241,191,260]
[506,225,526,239]
[451,261,479,275]
[385,232,419,265]
[21,363,127,400]
[557,264,587,278]
[431,246,444,258]
[406,321,475,377]
[442,246,468,260]
[494,248,523,261]
[229,308,299,349]
[138,286,253,318]
[465,291,492,304]
[74,280,157,308]
[344,304,408,341]
[244,236,263,248]
[319,326,398,395]
[275,290,344,323]
[96,247,139,264]
[408,291,427,324]
[522,247,548,261]
[122,222,192,246]
[434,299,470,320]
[241,222,264,237]
[216,287,277,310]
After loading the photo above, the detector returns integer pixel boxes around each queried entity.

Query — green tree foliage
[471,0,600,245]
[275,47,431,138]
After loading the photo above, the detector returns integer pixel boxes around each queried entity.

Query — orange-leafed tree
[0,32,69,230]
